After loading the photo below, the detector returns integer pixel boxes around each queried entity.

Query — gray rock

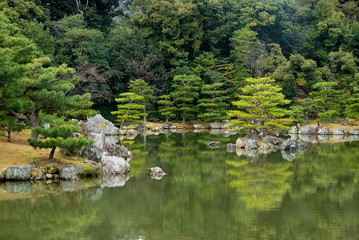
[59,165,85,180]
[81,146,103,162]
[126,129,138,139]
[102,155,130,175]
[318,127,331,135]
[102,174,130,188]
[208,141,220,148]
[349,128,359,135]
[118,129,126,135]
[220,120,231,129]
[210,122,221,129]
[88,133,105,150]
[150,166,166,180]
[103,142,132,161]
[281,150,296,161]
[332,128,345,135]
[236,137,248,148]
[308,125,319,135]
[299,127,309,135]
[281,138,296,150]
[262,136,281,145]
[60,148,78,157]
[5,166,32,180]
[245,149,259,160]
[193,124,204,129]
[151,127,161,132]
[245,139,258,150]
[84,114,119,135]
[333,134,345,141]
[226,143,236,152]
[299,134,318,144]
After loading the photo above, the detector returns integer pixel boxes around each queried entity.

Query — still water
[0,133,359,240]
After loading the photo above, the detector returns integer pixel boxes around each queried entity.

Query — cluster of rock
[289,125,359,143]
[226,135,308,161]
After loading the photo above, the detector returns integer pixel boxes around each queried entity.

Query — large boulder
[308,125,319,134]
[236,137,248,148]
[150,166,166,180]
[0,168,6,180]
[299,127,309,135]
[245,139,258,150]
[81,146,103,162]
[88,133,105,150]
[281,138,296,150]
[84,114,119,135]
[59,165,85,180]
[332,128,345,135]
[318,127,331,135]
[103,142,132,161]
[193,124,204,129]
[210,122,221,129]
[102,155,130,175]
[349,128,359,135]
[5,166,32,180]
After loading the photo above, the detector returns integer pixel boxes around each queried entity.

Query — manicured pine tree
[128,79,155,123]
[309,82,345,123]
[158,95,177,123]
[198,82,229,122]
[111,92,145,130]
[345,87,359,118]
[289,105,306,130]
[28,118,93,160]
[171,74,201,123]
[227,77,291,133]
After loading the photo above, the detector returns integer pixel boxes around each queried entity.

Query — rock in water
[150,167,166,180]
[281,138,296,150]
[210,122,221,129]
[349,128,359,135]
[332,128,345,135]
[245,139,258,150]
[208,141,220,148]
[5,166,32,180]
[318,127,331,135]
[226,143,236,152]
[102,155,130,175]
[236,137,248,148]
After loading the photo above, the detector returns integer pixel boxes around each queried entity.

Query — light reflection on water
[0,132,359,240]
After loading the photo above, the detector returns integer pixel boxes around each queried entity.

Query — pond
[0,132,359,240]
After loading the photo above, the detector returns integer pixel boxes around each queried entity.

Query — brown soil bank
[0,129,80,170]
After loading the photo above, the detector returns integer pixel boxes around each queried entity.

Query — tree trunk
[182,111,186,123]
[7,130,11,142]
[143,107,147,123]
[120,118,127,130]
[30,109,39,140]
[166,115,168,123]
[49,147,56,160]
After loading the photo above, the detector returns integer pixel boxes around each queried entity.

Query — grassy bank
[0,130,80,170]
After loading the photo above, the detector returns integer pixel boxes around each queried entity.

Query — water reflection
[0,133,359,239]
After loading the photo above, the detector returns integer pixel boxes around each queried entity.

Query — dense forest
[1,0,359,132]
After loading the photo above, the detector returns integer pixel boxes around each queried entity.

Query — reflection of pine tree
[226,158,293,211]
[125,137,149,178]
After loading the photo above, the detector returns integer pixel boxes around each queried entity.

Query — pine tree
[111,92,145,129]
[158,95,177,123]
[198,82,229,122]
[128,79,155,122]
[227,77,291,133]
[171,74,201,123]
[309,82,345,123]
[28,118,93,160]
[345,87,359,118]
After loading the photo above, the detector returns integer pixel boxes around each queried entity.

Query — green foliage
[198,82,229,122]
[228,77,291,133]
[158,95,177,122]
[344,87,359,119]
[128,79,155,122]
[309,81,345,122]
[111,92,145,129]
[171,74,201,123]
[28,118,93,159]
